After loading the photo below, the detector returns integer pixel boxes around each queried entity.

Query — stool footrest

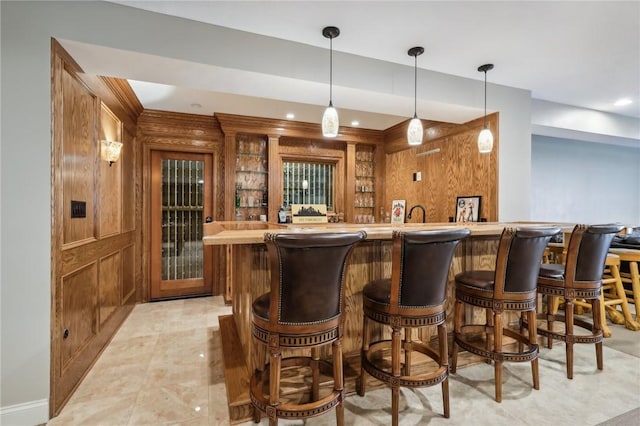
[523,315,604,345]
[361,340,448,388]
[454,333,538,363]
[250,358,343,421]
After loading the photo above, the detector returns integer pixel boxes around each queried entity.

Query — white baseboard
[0,399,49,426]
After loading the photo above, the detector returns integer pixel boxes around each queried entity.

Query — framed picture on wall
[391,200,406,224]
[455,196,481,223]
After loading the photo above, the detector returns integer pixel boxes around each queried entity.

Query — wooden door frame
[142,144,217,302]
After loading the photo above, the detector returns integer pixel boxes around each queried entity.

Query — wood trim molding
[383,115,498,154]
[100,77,144,123]
[216,112,384,144]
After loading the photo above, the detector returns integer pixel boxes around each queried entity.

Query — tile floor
[47,296,640,425]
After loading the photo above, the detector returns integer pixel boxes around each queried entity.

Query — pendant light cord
[413,54,418,118]
[329,37,333,106]
[483,70,487,129]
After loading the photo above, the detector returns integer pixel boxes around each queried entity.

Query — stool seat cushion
[362,279,391,305]
[539,263,564,279]
[252,292,271,321]
[455,270,495,290]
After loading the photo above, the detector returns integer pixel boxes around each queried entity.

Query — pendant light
[322,26,340,138]
[407,46,424,146]
[477,63,494,153]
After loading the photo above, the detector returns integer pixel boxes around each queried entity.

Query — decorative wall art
[391,200,406,224]
[455,196,481,223]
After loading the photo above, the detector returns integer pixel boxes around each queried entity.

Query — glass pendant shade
[322,104,339,137]
[100,139,123,166]
[477,63,495,153]
[322,26,340,138]
[407,117,423,146]
[477,128,493,153]
[407,46,424,146]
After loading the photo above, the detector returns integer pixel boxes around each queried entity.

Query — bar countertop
[203,221,573,245]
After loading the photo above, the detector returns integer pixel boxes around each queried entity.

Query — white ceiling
[91,1,639,129]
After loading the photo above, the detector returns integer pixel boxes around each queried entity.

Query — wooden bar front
[204,221,566,423]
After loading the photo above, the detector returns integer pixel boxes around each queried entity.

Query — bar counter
[204,221,570,423]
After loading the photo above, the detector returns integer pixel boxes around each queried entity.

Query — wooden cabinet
[354,147,376,223]
[235,135,268,220]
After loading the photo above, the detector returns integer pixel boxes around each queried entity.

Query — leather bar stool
[451,226,559,402]
[527,224,624,379]
[357,228,470,425]
[608,247,640,322]
[250,231,366,426]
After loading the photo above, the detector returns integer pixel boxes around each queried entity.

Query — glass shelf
[237,187,266,192]
[236,169,268,175]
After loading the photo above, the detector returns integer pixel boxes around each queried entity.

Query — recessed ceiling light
[286,113,295,119]
[351,120,360,126]
[614,98,632,106]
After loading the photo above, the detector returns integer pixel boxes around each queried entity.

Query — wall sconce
[100,139,123,166]
[302,179,309,190]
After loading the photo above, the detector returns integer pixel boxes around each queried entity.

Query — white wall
[531,135,640,225]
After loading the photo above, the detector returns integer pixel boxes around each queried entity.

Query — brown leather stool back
[250,231,365,426]
[267,232,363,327]
[451,226,560,403]
[359,228,470,425]
[393,229,471,309]
[534,224,624,379]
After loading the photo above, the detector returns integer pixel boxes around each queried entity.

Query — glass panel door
[151,151,212,300]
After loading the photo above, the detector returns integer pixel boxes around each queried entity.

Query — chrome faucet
[407,204,426,223]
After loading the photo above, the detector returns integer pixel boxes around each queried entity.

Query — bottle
[235,188,241,208]
[278,205,287,223]
[262,190,268,207]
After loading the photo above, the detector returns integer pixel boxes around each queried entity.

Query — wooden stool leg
[332,339,344,426]
[630,261,640,322]
[599,286,613,338]
[485,309,494,365]
[391,326,402,426]
[611,262,640,330]
[565,300,574,379]
[493,311,503,402]
[527,309,540,390]
[592,298,604,371]
[358,315,370,396]
[403,327,412,376]
[311,346,320,401]
[450,300,463,373]
[252,340,267,423]
[269,349,281,426]
[438,323,450,418]
[547,295,557,349]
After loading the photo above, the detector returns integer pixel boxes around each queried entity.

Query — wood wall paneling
[61,263,98,370]
[137,110,224,299]
[122,128,136,232]
[383,114,498,223]
[122,244,136,303]
[98,103,123,238]
[62,68,96,245]
[267,135,280,223]
[51,39,142,417]
[99,251,121,326]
